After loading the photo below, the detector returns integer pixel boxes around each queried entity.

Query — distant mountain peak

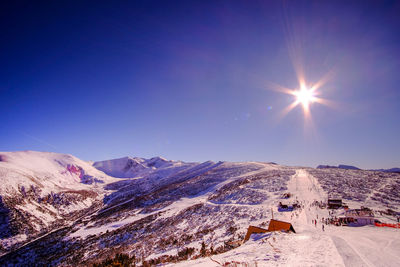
[93,155,175,178]
[370,167,400,173]
[317,164,360,170]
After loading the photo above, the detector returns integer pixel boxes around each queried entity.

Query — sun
[294,86,316,109]
[264,67,335,121]
[265,77,334,121]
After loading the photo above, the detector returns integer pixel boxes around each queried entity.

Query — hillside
[92,156,179,178]
[0,151,120,253]
[0,151,399,266]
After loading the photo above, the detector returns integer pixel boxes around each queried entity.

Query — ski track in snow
[284,170,400,267]
[2,153,399,266]
[170,169,400,267]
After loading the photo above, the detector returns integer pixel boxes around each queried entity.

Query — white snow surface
[1,151,399,266]
[0,150,119,248]
[92,156,178,178]
[69,161,277,239]
[167,170,400,267]
[0,151,117,195]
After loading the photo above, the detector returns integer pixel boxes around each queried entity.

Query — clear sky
[1,1,399,169]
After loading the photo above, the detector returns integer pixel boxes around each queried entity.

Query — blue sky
[1,1,399,168]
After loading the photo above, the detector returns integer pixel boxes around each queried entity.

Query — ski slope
[170,169,400,267]
[1,152,399,266]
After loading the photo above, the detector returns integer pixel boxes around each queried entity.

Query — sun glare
[294,87,316,108]
[266,74,334,122]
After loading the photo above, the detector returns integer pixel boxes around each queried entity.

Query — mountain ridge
[0,151,399,266]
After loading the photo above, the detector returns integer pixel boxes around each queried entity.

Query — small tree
[200,241,207,256]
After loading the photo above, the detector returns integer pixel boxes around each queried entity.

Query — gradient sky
[1,1,399,169]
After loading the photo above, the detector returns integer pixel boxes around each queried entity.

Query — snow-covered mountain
[317,164,360,170]
[0,151,117,252]
[318,164,400,173]
[92,156,175,178]
[0,151,399,266]
[371,167,400,173]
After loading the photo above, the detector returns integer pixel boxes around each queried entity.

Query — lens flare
[294,86,316,108]
[263,4,337,124]
[265,74,334,123]
[261,4,337,124]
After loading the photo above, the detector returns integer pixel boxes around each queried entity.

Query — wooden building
[267,219,296,233]
[328,198,342,209]
[243,219,295,242]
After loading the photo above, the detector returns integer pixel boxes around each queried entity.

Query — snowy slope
[0,152,399,266]
[0,151,118,253]
[92,156,177,178]
[0,160,286,265]
[308,168,400,209]
[167,170,400,267]
[0,151,116,194]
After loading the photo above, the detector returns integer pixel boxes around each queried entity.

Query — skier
[322,224,325,231]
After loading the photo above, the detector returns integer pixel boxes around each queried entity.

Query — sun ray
[313,97,337,109]
[264,74,334,122]
[263,81,297,96]
[310,69,335,93]
[270,3,336,122]
[278,101,300,120]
